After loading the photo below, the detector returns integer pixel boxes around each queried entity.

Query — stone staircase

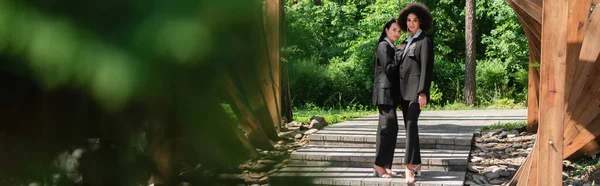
[270,110,527,186]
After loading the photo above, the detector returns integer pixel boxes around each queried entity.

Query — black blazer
[372,41,401,106]
[399,34,434,102]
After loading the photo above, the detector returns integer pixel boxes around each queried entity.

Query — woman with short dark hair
[397,2,434,184]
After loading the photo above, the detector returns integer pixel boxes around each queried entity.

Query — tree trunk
[464,0,477,106]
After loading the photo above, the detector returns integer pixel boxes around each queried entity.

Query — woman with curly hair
[396,2,434,184]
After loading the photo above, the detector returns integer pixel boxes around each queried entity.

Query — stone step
[289,147,469,171]
[269,167,465,186]
[355,116,527,121]
[309,132,474,150]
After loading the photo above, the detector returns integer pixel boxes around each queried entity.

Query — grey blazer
[399,34,434,102]
[372,41,402,106]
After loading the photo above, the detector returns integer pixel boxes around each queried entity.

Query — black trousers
[400,99,422,164]
[374,105,399,169]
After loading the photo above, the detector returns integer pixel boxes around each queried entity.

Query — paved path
[270,109,527,186]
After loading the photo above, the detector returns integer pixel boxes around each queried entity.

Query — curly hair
[398,2,433,32]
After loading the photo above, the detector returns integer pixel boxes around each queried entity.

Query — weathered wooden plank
[537,0,567,184]
[513,0,542,24]
[565,113,600,158]
[563,57,600,158]
[563,1,593,129]
[564,4,600,123]
[563,8,600,158]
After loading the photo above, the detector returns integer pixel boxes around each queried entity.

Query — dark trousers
[400,99,422,164]
[374,105,399,168]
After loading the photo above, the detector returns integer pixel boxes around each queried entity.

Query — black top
[372,41,402,106]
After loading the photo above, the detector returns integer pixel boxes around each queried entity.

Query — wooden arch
[507,0,600,185]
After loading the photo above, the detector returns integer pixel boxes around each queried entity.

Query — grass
[481,121,527,132]
[292,103,375,125]
[425,99,526,111]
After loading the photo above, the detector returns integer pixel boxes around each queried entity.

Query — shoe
[385,168,398,176]
[405,169,415,184]
[412,164,421,177]
[373,169,392,178]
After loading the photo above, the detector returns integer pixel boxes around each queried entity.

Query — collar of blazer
[402,29,424,56]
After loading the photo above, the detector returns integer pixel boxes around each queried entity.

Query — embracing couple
[371,2,434,184]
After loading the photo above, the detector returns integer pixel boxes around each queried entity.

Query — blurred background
[0,0,292,185]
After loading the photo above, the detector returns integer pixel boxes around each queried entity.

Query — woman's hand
[418,93,427,110]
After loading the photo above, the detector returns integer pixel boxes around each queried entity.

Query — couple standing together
[371,2,434,184]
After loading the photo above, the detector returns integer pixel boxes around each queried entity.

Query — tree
[464,0,476,105]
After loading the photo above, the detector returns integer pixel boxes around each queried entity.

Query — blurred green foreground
[0,0,295,185]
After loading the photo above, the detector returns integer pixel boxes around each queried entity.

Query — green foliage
[481,121,526,132]
[285,0,530,108]
[293,103,375,125]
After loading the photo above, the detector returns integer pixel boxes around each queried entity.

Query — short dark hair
[398,2,433,32]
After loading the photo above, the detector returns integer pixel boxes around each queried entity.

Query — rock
[304,129,319,135]
[294,134,303,139]
[489,179,504,184]
[572,179,584,186]
[478,152,486,156]
[488,129,503,135]
[258,160,278,165]
[219,174,245,183]
[486,172,500,180]
[287,121,300,128]
[251,164,270,172]
[506,147,515,153]
[498,131,508,139]
[468,163,480,172]
[471,157,484,163]
[515,126,526,132]
[309,116,328,129]
[500,171,511,177]
[464,181,478,185]
[512,144,522,148]
[259,176,268,183]
[510,130,520,136]
[507,134,517,138]
[484,143,497,148]
[563,172,569,179]
[472,175,485,184]
[491,167,504,173]
[251,184,260,186]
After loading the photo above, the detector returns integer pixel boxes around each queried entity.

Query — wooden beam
[263,0,283,132]
[222,73,275,150]
[508,0,542,41]
[565,113,600,158]
[527,59,540,133]
[537,0,567,185]
[512,0,542,24]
